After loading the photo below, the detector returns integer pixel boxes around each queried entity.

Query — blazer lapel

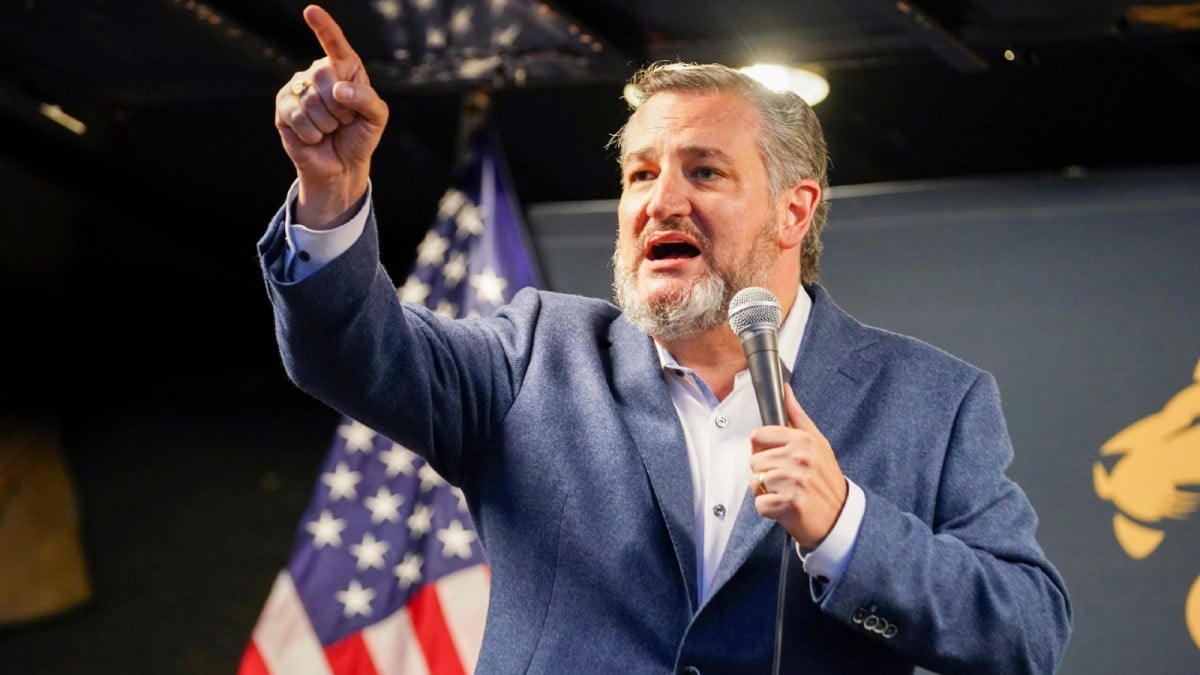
[608,316,700,612]
[707,284,881,600]
[791,285,882,447]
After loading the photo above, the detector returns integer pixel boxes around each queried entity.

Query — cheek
[617,196,642,233]
[616,205,642,250]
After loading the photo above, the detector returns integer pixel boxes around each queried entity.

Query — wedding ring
[757,472,769,495]
[291,77,312,96]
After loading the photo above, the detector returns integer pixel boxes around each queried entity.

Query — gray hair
[609,61,831,284]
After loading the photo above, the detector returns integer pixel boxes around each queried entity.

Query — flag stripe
[251,572,332,675]
[362,604,430,675]
[409,583,468,675]
[436,566,491,673]
[238,640,270,675]
[325,632,381,675]
[243,120,540,674]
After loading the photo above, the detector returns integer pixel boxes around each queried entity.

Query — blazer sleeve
[258,203,535,486]
[815,371,1072,674]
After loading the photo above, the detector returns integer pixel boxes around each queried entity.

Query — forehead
[622,91,762,162]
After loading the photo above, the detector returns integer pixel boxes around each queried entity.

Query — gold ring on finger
[757,472,769,495]
[291,77,312,96]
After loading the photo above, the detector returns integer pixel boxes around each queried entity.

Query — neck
[657,325,745,401]
[655,281,800,401]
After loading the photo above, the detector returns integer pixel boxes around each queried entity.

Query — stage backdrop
[525,164,1200,675]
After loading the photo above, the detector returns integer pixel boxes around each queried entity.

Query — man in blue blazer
[260,5,1071,673]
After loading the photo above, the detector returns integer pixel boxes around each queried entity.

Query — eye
[691,166,722,180]
[626,169,655,184]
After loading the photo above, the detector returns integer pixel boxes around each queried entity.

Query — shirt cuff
[795,478,865,584]
[283,179,372,282]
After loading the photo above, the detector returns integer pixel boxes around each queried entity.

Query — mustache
[636,217,711,256]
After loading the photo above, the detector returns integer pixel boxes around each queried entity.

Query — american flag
[240,119,543,675]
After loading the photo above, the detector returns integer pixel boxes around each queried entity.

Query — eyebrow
[621,145,736,168]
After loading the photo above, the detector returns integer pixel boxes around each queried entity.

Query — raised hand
[748,385,849,549]
[274,4,389,229]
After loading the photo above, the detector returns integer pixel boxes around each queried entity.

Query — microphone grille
[727,286,782,336]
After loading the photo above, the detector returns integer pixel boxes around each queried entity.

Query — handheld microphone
[729,286,791,675]
[727,286,787,426]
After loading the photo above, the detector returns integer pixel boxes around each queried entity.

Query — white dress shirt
[655,288,864,601]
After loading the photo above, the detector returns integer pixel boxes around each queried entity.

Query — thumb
[332,81,388,128]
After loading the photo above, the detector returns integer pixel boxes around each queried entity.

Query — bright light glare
[623,83,643,108]
[39,103,87,135]
[739,64,829,106]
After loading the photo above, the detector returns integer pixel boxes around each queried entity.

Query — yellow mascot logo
[1094,359,1200,649]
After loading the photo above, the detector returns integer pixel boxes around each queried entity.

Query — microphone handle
[741,327,788,426]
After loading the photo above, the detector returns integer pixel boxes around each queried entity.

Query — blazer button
[852,606,867,623]
[681,667,701,675]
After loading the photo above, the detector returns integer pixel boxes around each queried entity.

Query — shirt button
[712,504,726,519]
[297,250,311,262]
[714,415,729,428]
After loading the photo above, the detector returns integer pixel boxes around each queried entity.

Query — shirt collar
[655,284,812,377]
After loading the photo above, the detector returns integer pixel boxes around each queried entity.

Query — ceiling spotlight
[738,63,829,106]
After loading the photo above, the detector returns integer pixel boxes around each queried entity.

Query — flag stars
[397,276,431,305]
[323,462,362,501]
[407,504,434,537]
[434,298,458,318]
[494,23,521,47]
[339,420,377,454]
[351,532,390,571]
[426,27,446,49]
[379,442,416,477]
[337,579,377,618]
[451,486,469,513]
[364,486,404,524]
[437,520,479,559]
[443,252,468,285]
[455,204,485,238]
[418,464,446,492]
[470,267,507,306]
[306,510,347,549]
[373,0,401,21]
[449,6,473,35]
[438,189,467,219]
[416,230,451,267]
[394,553,424,589]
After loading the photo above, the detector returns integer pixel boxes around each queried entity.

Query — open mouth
[646,240,701,261]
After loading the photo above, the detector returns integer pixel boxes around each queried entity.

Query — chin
[638,279,689,305]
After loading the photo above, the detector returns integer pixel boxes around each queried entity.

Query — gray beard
[611,219,779,341]
[612,262,731,341]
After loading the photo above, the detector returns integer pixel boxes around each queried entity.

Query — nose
[645,170,692,223]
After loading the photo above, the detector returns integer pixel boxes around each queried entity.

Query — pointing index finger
[303,5,362,74]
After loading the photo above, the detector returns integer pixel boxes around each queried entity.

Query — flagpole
[453,90,492,175]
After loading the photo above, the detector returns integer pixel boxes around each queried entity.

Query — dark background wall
[1,159,1198,673]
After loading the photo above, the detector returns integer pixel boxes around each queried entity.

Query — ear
[776,179,821,251]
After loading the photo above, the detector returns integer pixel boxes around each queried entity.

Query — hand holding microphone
[728,287,848,549]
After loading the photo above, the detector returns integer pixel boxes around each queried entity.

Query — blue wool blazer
[259,206,1071,674]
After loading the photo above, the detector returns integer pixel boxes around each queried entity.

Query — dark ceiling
[2,0,1199,411]
[5,0,1200,201]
